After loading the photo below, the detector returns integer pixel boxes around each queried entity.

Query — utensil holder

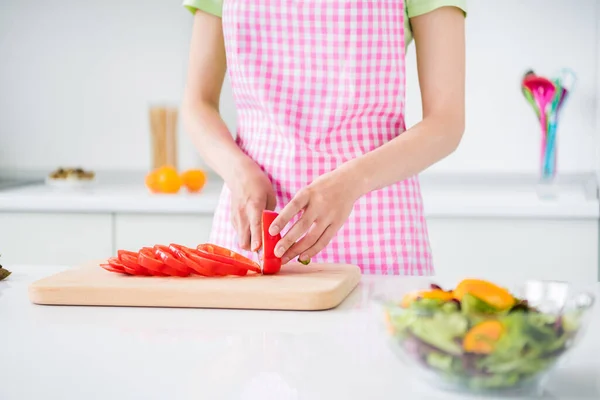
[537,118,558,199]
[149,105,178,170]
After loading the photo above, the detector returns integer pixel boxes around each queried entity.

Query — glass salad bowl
[374,279,595,396]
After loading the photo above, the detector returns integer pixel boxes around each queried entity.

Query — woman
[182,0,466,275]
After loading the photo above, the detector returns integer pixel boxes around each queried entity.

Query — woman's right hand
[229,158,276,252]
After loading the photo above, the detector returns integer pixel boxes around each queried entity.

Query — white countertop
[0,171,597,219]
[1,266,599,400]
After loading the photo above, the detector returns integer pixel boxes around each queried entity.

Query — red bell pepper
[261,210,282,275]
[101,239,277,277]
[153,245,192,276]
[111,256,150,276]
[100,262,126,274]
[196,244,261,274]
[168,244,217,276]
[137,248,169,276]
[191,249,248,277]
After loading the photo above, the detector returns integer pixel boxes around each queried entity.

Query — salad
[0,254,10,281]
[383,279,588,392]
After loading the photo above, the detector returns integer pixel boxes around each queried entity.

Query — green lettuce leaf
[467,373,521,390]
[426,352,454,372]
[409,312,468,355]
[461,293,501,316]
[477,311,566,377]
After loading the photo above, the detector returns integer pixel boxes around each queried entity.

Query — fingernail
[252,241,260,251]
[299,254,309,262]
[275,246,285,258]
[269,225,280,236]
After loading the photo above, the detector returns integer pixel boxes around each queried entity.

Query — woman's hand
[268,167,362,264]
[229,159,276,252]
[181,10,276,252]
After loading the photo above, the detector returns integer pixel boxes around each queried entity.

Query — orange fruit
[145,170,160,193]
[155,166,182,194]
[181,169,207,193]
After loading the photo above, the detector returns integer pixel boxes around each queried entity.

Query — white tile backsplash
[0,0,598,175]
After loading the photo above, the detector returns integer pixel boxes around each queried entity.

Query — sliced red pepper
[107,258,131,274]
[103,258,126,272]
[109,256,148,276]
[119,254,143,270]
[118,251,157,276]
[261,210,282,275]
[100,263,126,274]
[190,248,248,276]
[170,244,248,277]
[154,245,191,276]
[162,266,189,277]
[137,248,167,276]
[104,242,267,277]
[196,244,260,274]
[168,243,189,259]
[168,244,215,276]
[118,249,139,259]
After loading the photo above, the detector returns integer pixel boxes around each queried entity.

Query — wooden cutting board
[28,262,362,311]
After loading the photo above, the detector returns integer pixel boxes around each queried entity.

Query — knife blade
[256,248,264,275]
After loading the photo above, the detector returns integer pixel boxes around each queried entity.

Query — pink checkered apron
[210,0,434,275]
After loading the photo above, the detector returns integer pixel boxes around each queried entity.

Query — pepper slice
[118,249,139,259]
[137,248,166,276]
[100,263,126,274]
[196,244,260,274]
[154,245,192,276]
[192,247,249,276]
[115,252,146,275]
[109,256,149,276]
[103,258,126,273]
[261,210,282,275]
[168,244,215,276]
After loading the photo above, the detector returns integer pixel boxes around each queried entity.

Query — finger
[236,212,251,250]
[265,192,277,212]
[231,212,239,231]
[247,202,264,251]
[297,225,337,261]
[281,222,328,264]
[273,207,317,258]
[269,190,309,236]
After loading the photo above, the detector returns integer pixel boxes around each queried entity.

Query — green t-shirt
[183,0,467,49]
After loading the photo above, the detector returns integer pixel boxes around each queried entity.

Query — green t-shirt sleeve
[183,0,223,18]
[407,0,468,18]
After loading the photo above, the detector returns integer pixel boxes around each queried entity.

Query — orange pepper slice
[401,289,454,308]
[453,279,515,310]
[463,320,505,354]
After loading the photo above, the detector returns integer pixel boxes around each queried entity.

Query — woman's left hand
[268,167,363,264]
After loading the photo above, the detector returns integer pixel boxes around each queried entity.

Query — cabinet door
[115,214,213,251]
[426,218,598,284]
[0,212,113,266]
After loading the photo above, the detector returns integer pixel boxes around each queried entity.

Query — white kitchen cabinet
[114,214,213,251]
[427,218,598,283]
[0,212,113,266]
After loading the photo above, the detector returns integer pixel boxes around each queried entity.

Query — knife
[256,247,264,275]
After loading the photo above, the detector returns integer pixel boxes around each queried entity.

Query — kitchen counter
[1,266,599,400]
[0,171,597,218]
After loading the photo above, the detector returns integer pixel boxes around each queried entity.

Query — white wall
[408,0,598,174]
[597,2,600,183]
[0,0,598,174]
